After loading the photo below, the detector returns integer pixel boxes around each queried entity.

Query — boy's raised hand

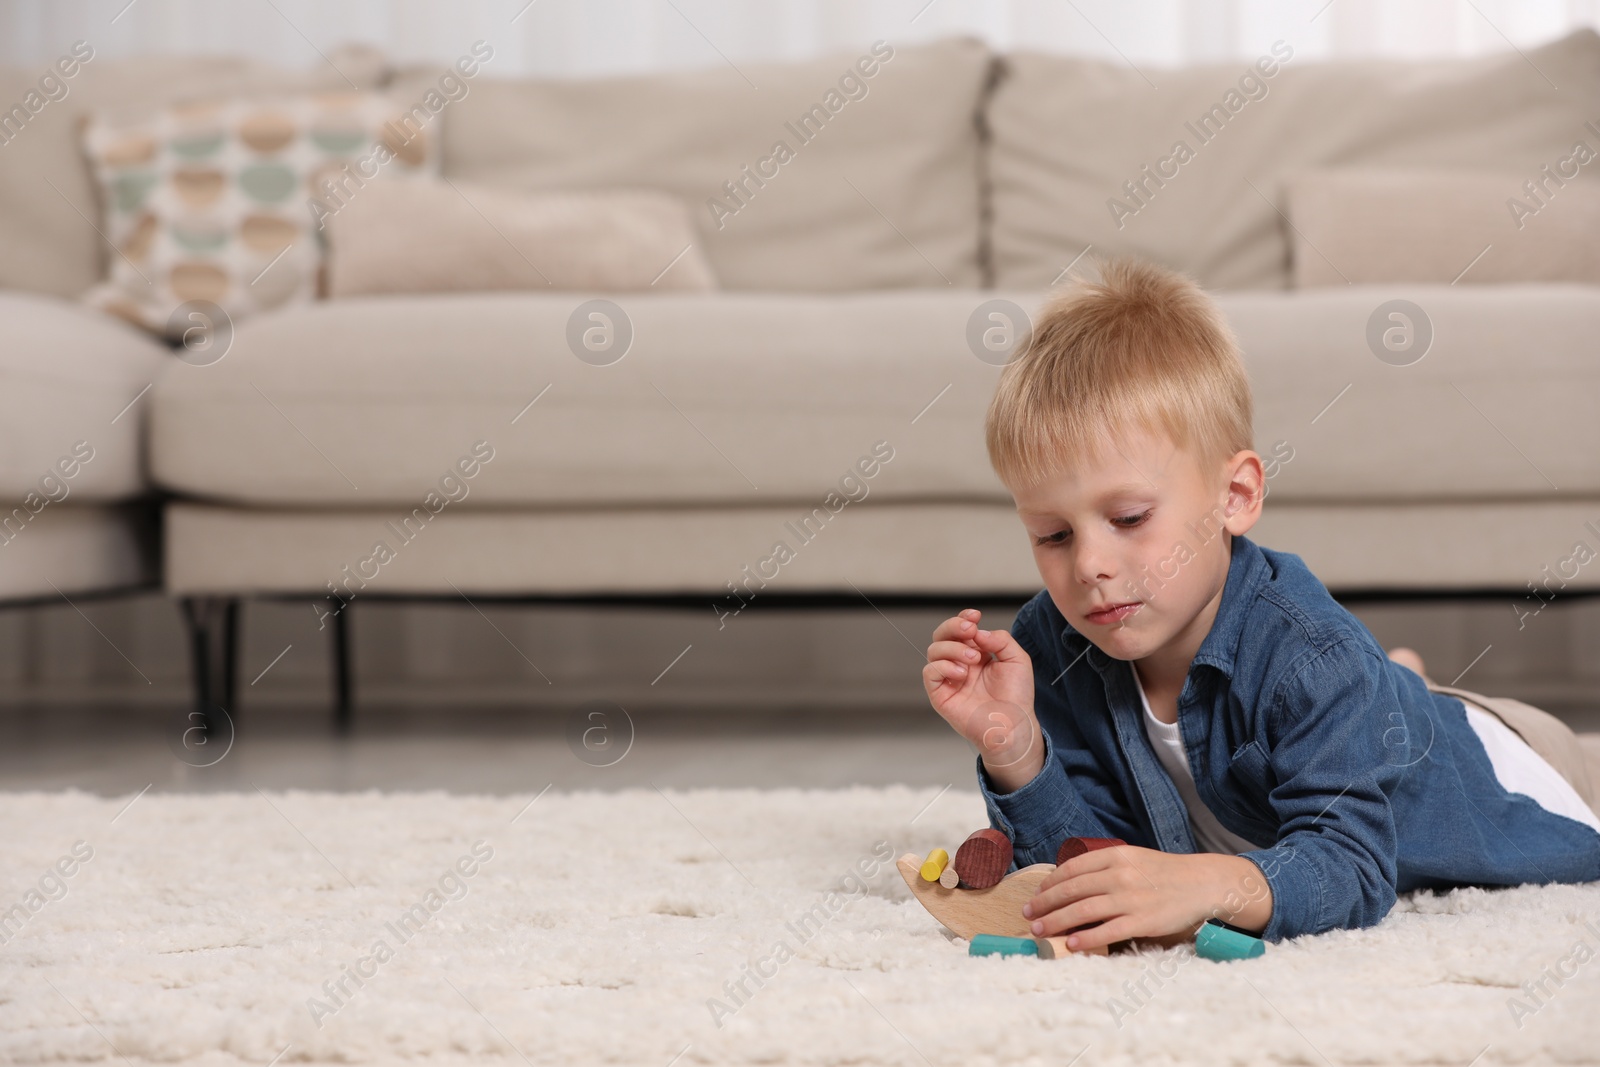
[923,608,1042,784]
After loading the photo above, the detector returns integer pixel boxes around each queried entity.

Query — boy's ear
[1221,449,1265,535]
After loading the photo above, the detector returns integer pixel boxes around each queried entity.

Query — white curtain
[4,0,1599,75]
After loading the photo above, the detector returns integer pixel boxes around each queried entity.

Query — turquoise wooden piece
[1195,918,1266,961]
[968,934,1039,958]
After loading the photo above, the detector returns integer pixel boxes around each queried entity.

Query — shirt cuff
[1234,839,1323,943]
[974,726,1086,868]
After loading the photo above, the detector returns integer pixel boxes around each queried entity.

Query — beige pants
[1429,683,1600,819]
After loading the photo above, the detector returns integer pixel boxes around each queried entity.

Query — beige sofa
[3,33,1598,724]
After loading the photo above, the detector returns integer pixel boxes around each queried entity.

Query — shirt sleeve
[974,597,1142,869]
[1234,637,1403,943]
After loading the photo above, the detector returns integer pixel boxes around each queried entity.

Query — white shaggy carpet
[3,786,1599,1067]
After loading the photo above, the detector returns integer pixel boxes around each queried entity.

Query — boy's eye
[1034,511,1149,546]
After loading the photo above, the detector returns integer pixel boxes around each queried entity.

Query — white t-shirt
[1459,703,1600,834]
[1134,669,1271,854]
[1132,668,1600,854]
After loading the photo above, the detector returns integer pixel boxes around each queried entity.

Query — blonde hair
[985,258,1253,489]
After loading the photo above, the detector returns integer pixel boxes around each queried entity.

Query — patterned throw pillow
[80,91,436,339]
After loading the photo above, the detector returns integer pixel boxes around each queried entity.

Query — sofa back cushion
[80,90,438,337]
[0,52,378,300]
[987,28,1600,291]
[323,180,718,296]
[391,38,990,292]
[1285,168,1600,287]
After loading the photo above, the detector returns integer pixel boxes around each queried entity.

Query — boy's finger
[1051,914,1130,953]
[1035,863,1070,893]
[931,613,981,642]
[973,627,1027,662]
[927,639,983,665]
[922,659,968,692]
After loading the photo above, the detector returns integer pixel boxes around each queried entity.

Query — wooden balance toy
[898,832,1194,955]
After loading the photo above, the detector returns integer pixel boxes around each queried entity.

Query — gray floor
[5,596,1597,796]
[6,695,1595,798]
[0,702,983,795]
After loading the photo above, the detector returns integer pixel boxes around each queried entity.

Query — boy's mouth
[1084,601,1142,626]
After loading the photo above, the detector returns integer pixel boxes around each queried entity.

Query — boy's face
[1011,426,1262,672]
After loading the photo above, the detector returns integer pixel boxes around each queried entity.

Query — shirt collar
[1058,534,1268,680]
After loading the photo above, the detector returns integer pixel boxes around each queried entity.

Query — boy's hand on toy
[924,608,1041,784]
[1021,845,1268,953]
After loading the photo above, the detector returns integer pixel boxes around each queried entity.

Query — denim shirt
[976,534,1600,943]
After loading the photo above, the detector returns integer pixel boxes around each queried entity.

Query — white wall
[2,0,1598,75]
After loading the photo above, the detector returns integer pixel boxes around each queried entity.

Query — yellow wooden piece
[918,848,950,882]
[896,851,1057,941]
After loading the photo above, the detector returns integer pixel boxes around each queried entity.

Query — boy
[923,259,1600,950]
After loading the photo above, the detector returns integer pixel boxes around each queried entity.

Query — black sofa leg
[331,604,352,733]
[179,595,239,738]
[222,597,239,719]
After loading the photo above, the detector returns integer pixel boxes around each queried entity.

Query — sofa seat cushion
[0,292,173,502]
[148,291,1012,507]
[161,499,1600,597]
[1227,283,1600,501]
[0,503,156,601]
[149,284,1600,509]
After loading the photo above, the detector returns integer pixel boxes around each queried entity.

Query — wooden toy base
[897,852,1195,956]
